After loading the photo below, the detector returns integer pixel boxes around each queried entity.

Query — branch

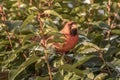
[37,13,53,80]
[98,50,111,74]
[44,50,53,80]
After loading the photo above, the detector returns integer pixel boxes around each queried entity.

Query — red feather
[41,21,79,53]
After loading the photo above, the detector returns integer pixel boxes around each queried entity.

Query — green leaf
[20,15,34,30]
[105,46,119,57]
[87,72,94,80]
[115,51,120,57]
[72,55,95,68]
[111,29,120,35]
[69,73,81,80]
[22,34,36,45]
[3,43,38,64]
[47,33,65,43]
[36,76,49,80]
[79,48,97,54]
[111,58,120,67]
[9,54,39,80]
[35,58,45,74]
[0,41,10,45]
[0,51,9,57]
[94,73,108,80]
[82,42,100,50]
[44,10,63,19]
[47,38,65,43]
[63,72,81,80]
[64,72,73,80]
[53,72,64,80]
[45,19,59,31]
[54,2,62,7]
[59,64,89,77]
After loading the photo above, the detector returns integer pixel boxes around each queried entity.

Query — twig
[44,50,53,80]
[17,0,21,16]
[86,1,94,36]
[90,0,94,4]
[105,0,112,40]
[6,31,13,48]
[37,13,44,36]
[23,51,27,59]
[0,6,6,23]
[47,0,52,7]
[37,13,53,80]
[0,6,12,48]
[98,50,111,74]
[29,0,33,6]
[107,0,111,27]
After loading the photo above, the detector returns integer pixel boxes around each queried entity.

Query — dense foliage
[0,0,120,80]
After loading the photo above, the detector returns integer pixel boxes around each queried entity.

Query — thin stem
[37,13,44,36]
[5,31,13,48]
[98,51,111,74]
[1,6,12,48]
[37,13,52,80]
[107,0,111,27]
[48,0,52,7]
[17,0,21,8]
[23,52,27,59]
[17,0,21,16]
[90,0,94,4]
[106,0,112,39]
[29,0,33,6]
[44,50,53,80]
[0,6,6,23]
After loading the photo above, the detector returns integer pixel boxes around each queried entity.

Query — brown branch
[118,3,120,8]
[107,0,111,27]
[17,0,20,8]
[0,6,12,48]
[29,0,33,6]
[86,1,94,36]
[44,51,53,80]
[105,0,112,39]
[0,6,6,23]
[111,12,116,29]
[23,52,27,59]
[17,0,21,16]
[37,13,52,80]
[48,0,52,7]
[90,0,94,4]
[5,30,13,48]
[98,50,111,74]
[37,13,44,36]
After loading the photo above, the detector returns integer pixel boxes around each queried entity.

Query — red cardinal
[40,21,79,53]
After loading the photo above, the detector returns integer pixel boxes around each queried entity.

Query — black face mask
[68,22,78,36]
[70,28,78,36]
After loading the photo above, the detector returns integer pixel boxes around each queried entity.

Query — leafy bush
[0,0,120,80]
